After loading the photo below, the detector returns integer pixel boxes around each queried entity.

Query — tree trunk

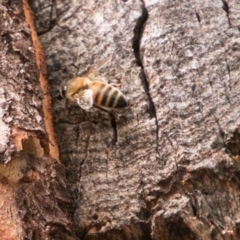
[0,0,71,239]
[2,0,240,239]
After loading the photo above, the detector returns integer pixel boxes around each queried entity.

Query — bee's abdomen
[93,83,127,108]
[107,89,127,108]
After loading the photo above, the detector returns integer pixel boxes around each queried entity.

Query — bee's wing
[84,56,111,79]
[74,89,93,110]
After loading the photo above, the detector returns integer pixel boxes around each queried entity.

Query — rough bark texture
[5,0,240,239]
[0,1,70,239]
[0,0,44,162]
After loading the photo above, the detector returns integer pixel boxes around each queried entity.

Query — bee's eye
[60,85,67,98]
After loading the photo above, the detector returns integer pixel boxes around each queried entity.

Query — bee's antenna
[43,89,59,95]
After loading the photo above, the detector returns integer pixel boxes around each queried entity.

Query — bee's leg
[83,110,93,133]
[109,111,120,122]
[93,105,120,122]
[112,83,121,88]
[65,99,70,116]
[64,100,93,132]
[93,105,119,145]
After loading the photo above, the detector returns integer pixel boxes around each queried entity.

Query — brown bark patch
[21,0,59,161]
[0,182,22,239]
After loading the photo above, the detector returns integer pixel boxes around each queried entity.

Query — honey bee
[59,58,127,113]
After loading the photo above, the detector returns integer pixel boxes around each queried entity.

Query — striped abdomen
[91,81,127,108]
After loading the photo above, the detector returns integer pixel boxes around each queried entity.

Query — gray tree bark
[1,0,240,239]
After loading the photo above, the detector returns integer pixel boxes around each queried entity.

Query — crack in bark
[213,114,225,140]
[221,0,231,27]
[207,74,213,88]
[132,4,148,66]
[195,11,201,23]
[110,116,118,145]
[133,2,160,158]
[224,54,232,91]
[218,73,231,105]
[79,134,91,183]
[29,0,70,36]
[225,128,240,156]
